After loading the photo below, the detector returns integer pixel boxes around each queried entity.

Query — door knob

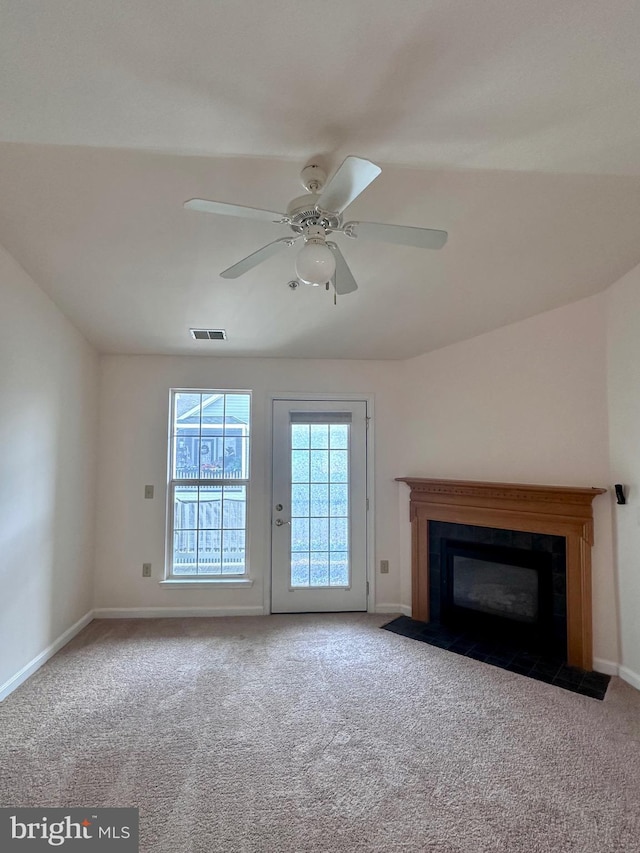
[275,518,291,526]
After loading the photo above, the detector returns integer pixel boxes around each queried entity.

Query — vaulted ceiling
[2,0,640,358]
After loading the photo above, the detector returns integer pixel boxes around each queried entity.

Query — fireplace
[396,478,606,669]
[429,523,566,659]
[447,545,544,624]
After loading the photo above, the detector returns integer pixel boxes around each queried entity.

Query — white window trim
[159,579,254,588]
[165,389,252,583]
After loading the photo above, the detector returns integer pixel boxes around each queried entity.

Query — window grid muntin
[289,422,350,589]
[168,390,250,578]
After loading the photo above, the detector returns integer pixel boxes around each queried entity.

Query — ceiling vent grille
[190,328,227,341]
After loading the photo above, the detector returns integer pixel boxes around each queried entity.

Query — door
[271,399,368,612]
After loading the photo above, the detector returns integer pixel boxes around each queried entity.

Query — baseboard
[593,657,619,676]
[375,604,412,617]
[0,610,94,703]
[590,659,640,691]
[619,665,640,691]
[93,606,266,618]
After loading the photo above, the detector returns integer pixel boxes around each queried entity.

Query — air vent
[190,328,227,341]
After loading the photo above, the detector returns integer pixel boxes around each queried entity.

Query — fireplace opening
[441,540,554,652]
[429,522,567,660]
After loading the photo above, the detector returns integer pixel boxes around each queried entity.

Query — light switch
[144,485,154,499]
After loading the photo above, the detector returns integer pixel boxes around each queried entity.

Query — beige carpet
[1,614,639,852]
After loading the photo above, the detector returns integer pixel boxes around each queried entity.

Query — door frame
[264,391,376,615]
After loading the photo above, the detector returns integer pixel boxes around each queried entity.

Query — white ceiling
[2,0,640,358]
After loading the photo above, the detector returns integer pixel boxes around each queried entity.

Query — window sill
[159,578,254,589]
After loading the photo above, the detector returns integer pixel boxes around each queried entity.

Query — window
[167,390,251,579]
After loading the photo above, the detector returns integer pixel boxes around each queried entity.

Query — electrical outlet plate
[380,559,389,574]
[142,563,152,577]
[144,485,154,499]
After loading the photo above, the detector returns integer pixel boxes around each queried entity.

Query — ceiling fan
[184,156,447,295]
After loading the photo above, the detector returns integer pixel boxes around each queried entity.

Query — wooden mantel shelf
[396,478,607,670]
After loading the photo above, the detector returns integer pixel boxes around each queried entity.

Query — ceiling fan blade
[220,237,296,279]
[327,242,358,295]
[316,156,382,215]
[345,221,448,250]
[184,198,286,223]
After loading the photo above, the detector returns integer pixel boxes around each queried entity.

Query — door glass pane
[310,483,328,515]
[291,450,310,482]
[310,450,328,482]
[291,518,310,553]
[289,421,350,588]
[291,484,309,517]
[329,552,349,586]
[291,424,310,449]
[310,552,330,586]
[310,517,328,551]
[310,424,329,449]
[329,424,349,449]
[329,450,348,482]
[291,553,310,587]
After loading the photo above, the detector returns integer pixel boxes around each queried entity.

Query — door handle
[274,518,291,526]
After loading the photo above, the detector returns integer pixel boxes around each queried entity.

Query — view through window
[167,391,250,577]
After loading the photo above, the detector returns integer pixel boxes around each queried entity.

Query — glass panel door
[271,400,368,612]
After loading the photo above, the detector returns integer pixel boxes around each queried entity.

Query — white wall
[0,245,98,692]
[94,355,404,614]
[398,294,619,668]
[607,262,640,687]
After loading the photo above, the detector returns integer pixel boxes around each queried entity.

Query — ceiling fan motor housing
[286,194,341,235]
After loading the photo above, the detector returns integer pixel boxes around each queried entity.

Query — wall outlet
[142,563,152,577]
[144,485,154,499]
[380,559,389,574]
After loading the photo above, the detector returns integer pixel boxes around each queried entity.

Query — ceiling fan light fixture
[295,226,336,285]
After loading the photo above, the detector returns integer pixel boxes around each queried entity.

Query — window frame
[164,388,252,583]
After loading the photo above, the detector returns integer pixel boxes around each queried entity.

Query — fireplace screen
[452,556,538,623]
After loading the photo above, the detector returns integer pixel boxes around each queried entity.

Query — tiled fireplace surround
[397,478,606,670]
[427,521,568,659]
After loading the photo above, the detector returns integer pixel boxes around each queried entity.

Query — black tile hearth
[382,615,610,700]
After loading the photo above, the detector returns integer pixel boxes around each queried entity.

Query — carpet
[0,614,639,852]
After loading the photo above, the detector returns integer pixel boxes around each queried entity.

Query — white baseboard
[375,604,412,617]
[589,659,640,692]
[619,665,640,691]
[0,610,94,703]
[593,657,619,676]
[93,606,266,618]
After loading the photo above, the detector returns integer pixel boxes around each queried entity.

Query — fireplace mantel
[396,478,606,669]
